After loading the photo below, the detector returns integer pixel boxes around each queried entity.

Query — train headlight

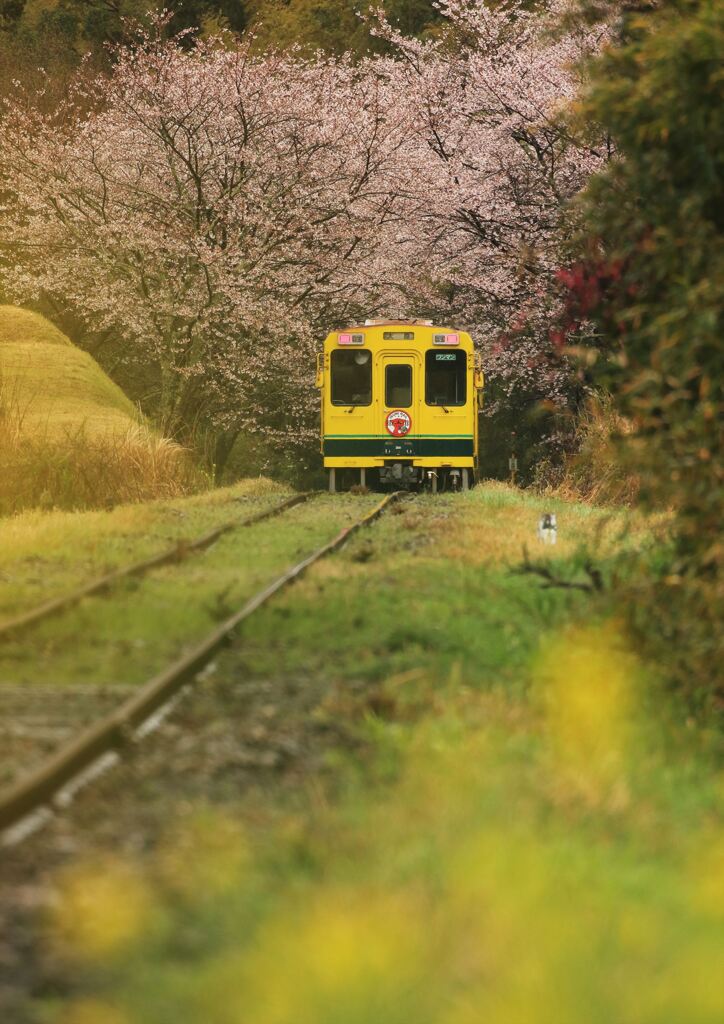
[338,333,365,345]
[433,333,460,345]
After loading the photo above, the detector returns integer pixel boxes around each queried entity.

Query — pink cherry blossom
[0,4,610,454]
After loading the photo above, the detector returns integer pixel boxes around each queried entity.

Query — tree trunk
[213,429,241,481]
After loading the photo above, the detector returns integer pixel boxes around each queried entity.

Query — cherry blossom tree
[0,3,610,465]
[369,0,611,415]
[0,23,417,463]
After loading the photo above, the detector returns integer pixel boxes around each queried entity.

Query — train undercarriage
[328,464,472,493]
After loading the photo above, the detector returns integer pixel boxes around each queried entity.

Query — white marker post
[538,513,557,545]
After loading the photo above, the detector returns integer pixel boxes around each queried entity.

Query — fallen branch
[512,546,604,593]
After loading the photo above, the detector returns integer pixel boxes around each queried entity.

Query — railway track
[0,685,135,789]
[0,491,402,845]
[0,491,313,640]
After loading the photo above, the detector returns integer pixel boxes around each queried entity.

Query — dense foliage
[562,0,723,697]
[0,0,438,62]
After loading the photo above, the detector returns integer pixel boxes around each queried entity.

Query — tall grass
[0,380,204,513]
[536,394,640,506]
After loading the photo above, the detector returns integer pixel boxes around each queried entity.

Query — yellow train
[316,320,483,492]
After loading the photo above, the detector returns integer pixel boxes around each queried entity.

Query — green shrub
[568,0,723,699]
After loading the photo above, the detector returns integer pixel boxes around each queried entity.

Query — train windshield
[331,349,372,405]
[425,350,467,406]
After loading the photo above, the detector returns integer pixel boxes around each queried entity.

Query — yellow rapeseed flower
[49,857,153,962]
[535,622,638,802]
[689,833,724,919]
[229,888,430,1023]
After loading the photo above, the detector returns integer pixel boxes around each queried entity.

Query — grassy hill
[0,306,201,513]
[0,306,142,437]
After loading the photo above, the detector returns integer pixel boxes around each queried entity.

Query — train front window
[425,350,467,406]
[331,349,372,406]
[385,364,412,408]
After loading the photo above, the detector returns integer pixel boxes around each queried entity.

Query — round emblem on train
[386,409,411,437]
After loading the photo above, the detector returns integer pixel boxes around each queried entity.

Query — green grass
[0,483,648,688]
[0,491,377,693]
[233,484,660,686]
[37,484,722,1024]
[0,477,289,619]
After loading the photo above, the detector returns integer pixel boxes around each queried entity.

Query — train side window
[330,349,372,405]
[425,350,467,406]
[385,364,412,408]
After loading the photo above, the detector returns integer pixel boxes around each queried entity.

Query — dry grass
[0,420,202,515]
[538,395,640,507]
[0,306,204,512]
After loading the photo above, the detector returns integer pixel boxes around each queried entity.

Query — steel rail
[0,492,316,641]
[0,491,402,837]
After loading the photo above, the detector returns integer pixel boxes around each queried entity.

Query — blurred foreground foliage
[36,489,720,1024]
[48,622,723,1024]
[565,0,723,699]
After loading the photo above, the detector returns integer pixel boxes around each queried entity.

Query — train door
[376,352,421,451]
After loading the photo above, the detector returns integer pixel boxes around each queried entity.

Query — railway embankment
[0,307,200,513]
[0,483,718,1024]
